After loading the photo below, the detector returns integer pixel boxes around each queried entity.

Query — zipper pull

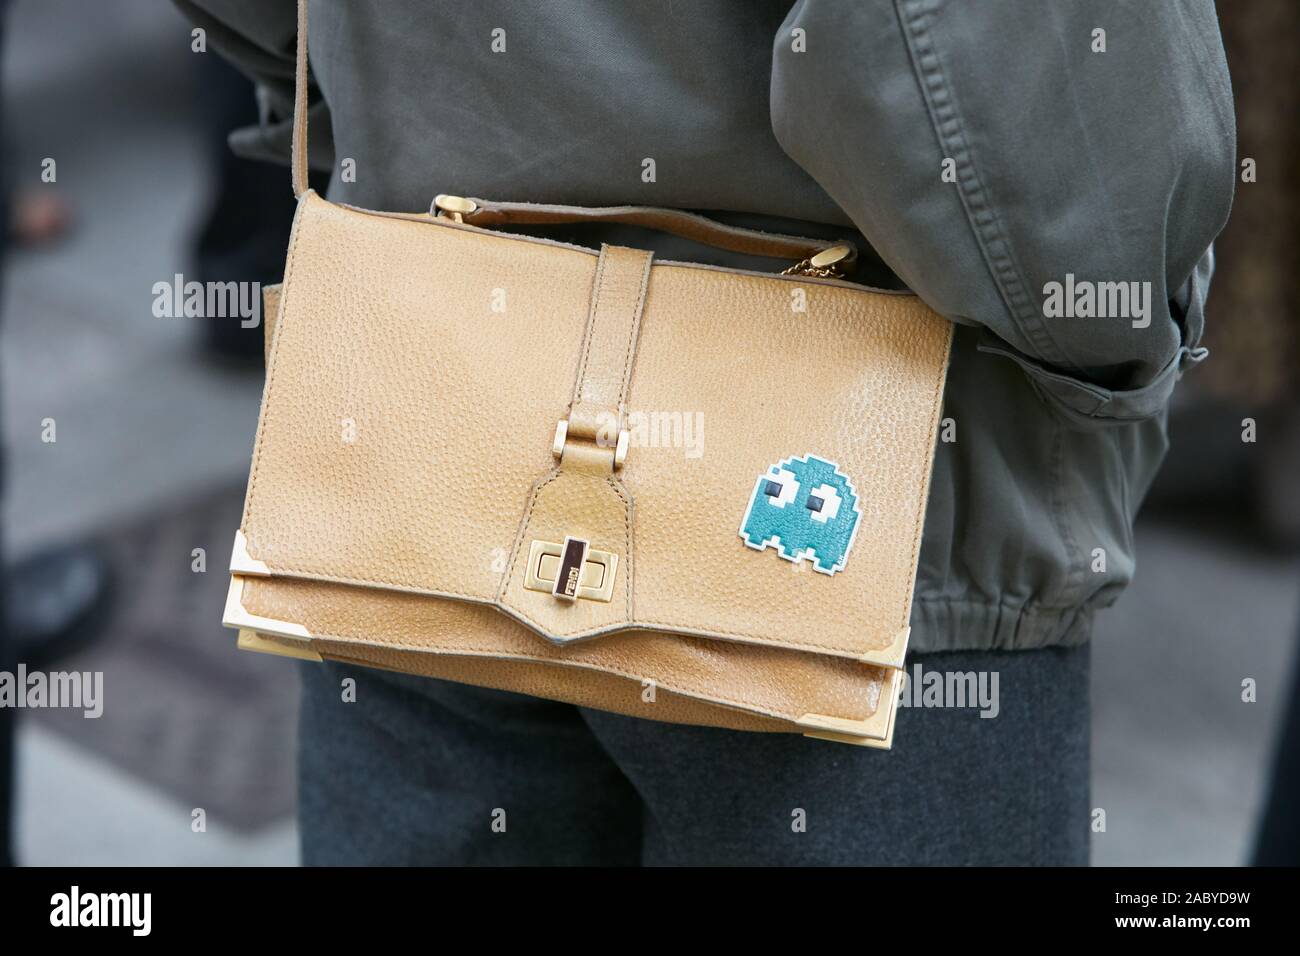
[433,194,477,222]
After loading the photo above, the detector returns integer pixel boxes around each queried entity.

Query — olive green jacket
[178,0,1235,651]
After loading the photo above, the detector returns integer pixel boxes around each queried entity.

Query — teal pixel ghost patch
[739,454,862,575]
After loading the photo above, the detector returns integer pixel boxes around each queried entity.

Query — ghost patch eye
[760,467,799,508]
[807,483,842,523]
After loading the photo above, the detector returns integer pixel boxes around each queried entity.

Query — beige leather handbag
[224,0,953,748]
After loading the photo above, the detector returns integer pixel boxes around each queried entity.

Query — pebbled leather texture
[235,190,950,744]
[321,643,799,734]
[238,575,890,735]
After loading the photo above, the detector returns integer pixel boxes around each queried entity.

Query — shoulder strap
[291,0,309,197]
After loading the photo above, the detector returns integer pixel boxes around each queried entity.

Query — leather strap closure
[497,245,649,636]
[557,244,654,472]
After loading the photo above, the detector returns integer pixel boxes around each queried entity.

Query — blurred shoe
[6,544,113,669]
[8,192,73,248]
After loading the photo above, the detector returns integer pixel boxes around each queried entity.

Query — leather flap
[239,193,952,665]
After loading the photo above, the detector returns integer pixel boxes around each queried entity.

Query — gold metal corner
[222,575,312,641]
[797,668,903,749]
[236,628,323,662]
[229,529,271,576]
[859,625,910,670]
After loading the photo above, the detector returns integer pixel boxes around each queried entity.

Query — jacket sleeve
[771,0,1236,424]
[172,0,333,171]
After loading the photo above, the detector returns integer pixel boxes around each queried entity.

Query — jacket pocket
[977,333,1208,429]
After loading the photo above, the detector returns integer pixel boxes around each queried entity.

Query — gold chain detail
[781,259,846,279]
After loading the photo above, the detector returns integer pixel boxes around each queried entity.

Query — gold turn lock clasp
[524,537,619,603]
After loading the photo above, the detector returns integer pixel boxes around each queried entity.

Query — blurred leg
[0,586,11,868]
[581,646,1091,866]
[0,9,11,862]
[1253,611,1300,865]
[297,661,643,865]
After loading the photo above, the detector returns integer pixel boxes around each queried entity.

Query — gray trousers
[297,645,1089,865]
